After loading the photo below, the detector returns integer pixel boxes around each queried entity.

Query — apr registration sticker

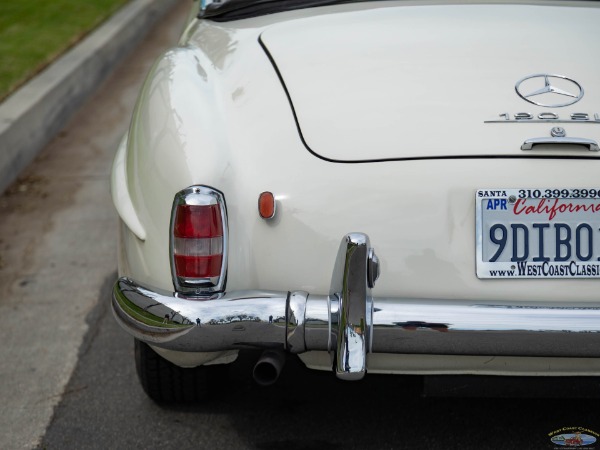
[476,188,600,279]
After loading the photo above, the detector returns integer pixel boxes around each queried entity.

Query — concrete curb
[0,0,180,194]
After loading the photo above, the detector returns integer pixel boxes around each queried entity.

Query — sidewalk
[0,0,180,194]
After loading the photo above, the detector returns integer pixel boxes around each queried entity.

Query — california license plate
[476,188,600,278]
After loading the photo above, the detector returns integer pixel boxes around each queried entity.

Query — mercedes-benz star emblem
[515,74,584,108]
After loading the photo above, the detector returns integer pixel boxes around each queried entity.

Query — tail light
[170,186,227,294]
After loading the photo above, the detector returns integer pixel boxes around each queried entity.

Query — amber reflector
[258,192,275,219]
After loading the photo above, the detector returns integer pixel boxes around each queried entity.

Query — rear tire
[134,339,213,403]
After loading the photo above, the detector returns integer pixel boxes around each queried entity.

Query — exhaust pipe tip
[253,350,286,387]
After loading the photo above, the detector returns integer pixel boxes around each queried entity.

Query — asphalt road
[0,2,598,449]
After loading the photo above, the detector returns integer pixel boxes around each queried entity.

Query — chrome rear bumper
[113,233,600,380]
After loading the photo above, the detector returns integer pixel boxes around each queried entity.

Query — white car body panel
[112,0,600,375]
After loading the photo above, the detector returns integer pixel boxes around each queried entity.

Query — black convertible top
[200,0,600,21]
[199,0,364,21]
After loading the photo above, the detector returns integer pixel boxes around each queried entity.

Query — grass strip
[0,0,130,101]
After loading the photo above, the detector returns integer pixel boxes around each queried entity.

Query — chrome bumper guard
[113,233,600,381]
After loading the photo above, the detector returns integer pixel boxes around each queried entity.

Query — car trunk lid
[260,1,600,161]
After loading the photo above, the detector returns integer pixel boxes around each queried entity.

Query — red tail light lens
[170,187,227,294]
[174,254,223,279]
[174,205,223,239]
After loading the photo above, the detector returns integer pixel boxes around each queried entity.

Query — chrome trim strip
[330,233,370,380]
[370,300,600,357]
[113,232,600,380]
[485,119,600,124]
[114,278,288,351]
[113,277,600,359]
[521,137,599,152]
[287,291,307,353]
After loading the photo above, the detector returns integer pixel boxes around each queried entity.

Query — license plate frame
[476,188,600,279]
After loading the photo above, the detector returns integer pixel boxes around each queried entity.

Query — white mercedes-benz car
[111,0,600,402]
